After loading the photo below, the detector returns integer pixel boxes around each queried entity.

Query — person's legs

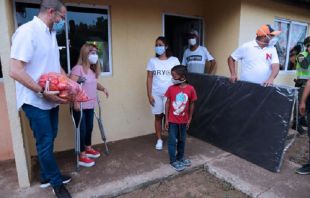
[168,123,178,163]
[22,104,62,187]
[73,109,94,167]
[50,106,59,140]
[84,109,94,147]
[155,114,164,140]
[295,97,310,174]
[176,124,187,161]
[292,84,307,134]
[168,123,185,171]
[83,109,100,158]
[40,106,59,182]
[73,110,86,153]
[307,110,310,164]
[151,95,165,150]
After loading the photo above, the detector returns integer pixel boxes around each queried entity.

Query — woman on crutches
[70,43,109,167]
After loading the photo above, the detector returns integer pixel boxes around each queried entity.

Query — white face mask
[88,54,98,64]
[189,38,197,46]
[172,78,186,85]
[268,37,279,47]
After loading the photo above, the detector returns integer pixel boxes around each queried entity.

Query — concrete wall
[0,83,14,160]
[2,0,309,158]
[17,0,231,155]
[202,0,242,76]
[1,0,31,187]
[239,0,310,86]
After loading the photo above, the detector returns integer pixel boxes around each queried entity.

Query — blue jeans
[168,123,187,163]
[73,109,94,152]
[22,104,62,187]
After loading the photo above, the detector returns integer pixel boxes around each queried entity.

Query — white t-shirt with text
[146,56,180,95]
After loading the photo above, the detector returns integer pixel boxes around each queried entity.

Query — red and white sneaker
[79,155,95,167]
[85,148,101,158]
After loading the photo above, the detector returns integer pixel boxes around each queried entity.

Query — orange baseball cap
[256,24,281,37]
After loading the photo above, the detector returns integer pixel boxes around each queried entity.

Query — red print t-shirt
[165,84,197,124]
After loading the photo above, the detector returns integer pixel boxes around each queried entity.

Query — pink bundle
[38,72,90,102]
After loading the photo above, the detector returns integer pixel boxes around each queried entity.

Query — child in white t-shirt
[146,36,180,150]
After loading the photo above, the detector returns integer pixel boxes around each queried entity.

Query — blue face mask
[155,46,166,56]
[53,20,65,33]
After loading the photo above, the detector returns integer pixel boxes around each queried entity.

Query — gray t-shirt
[182,46,214,74]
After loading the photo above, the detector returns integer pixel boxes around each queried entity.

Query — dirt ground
[118,168,249,198]
[286,130,309,165]
[118,129,309,198]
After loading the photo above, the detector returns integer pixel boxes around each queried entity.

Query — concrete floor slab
[1,134,309,198]
[0,135,226,197]
[205,154,310,198]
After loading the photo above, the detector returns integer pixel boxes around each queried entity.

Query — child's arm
[97,82,109,98]
[165,98,170,130]
[187,101,195,129]
[300,79,310,116]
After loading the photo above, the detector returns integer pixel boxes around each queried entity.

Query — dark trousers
[306,98,310,164]
[73,109,94,152]
[293,79,307,126]
[168,123,187,163]
[22,104,62,187]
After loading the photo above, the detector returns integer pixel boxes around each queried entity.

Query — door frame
[162,13,205,44]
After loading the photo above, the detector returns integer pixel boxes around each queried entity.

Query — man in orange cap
[228,24,281,86]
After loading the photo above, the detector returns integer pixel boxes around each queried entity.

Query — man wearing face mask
[228,24,280,86]
[10,0,71,197]
[296,37,310,175]
[182,30,216,74]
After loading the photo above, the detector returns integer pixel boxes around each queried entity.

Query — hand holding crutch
[71,76,86,171]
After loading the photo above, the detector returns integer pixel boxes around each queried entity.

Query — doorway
[163,14,203,61]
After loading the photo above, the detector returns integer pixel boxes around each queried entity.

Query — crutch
[94,93,110,155]
[70,77,85,171]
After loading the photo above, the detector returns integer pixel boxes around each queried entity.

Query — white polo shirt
[231,40,279,84]
[10,16,61,110]
[182,46,214,74]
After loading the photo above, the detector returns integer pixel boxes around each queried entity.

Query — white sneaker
[155,139,163,150]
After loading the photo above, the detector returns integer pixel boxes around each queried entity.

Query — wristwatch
[37,87,45,98]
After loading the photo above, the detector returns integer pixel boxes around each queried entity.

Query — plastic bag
[38,72,90,102]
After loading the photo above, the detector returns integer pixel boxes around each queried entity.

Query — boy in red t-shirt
[165,65,197,171]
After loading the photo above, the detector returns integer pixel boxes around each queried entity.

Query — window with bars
[274,19,308,71]
[15,2,112,75]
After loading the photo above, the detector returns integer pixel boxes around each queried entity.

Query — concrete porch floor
[1,134,310,198]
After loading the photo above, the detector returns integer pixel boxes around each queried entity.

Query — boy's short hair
[171,65,188,78]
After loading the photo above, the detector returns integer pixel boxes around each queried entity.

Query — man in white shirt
[182,30,216,74]
[228,24,281,86]
[10,1,71,197]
